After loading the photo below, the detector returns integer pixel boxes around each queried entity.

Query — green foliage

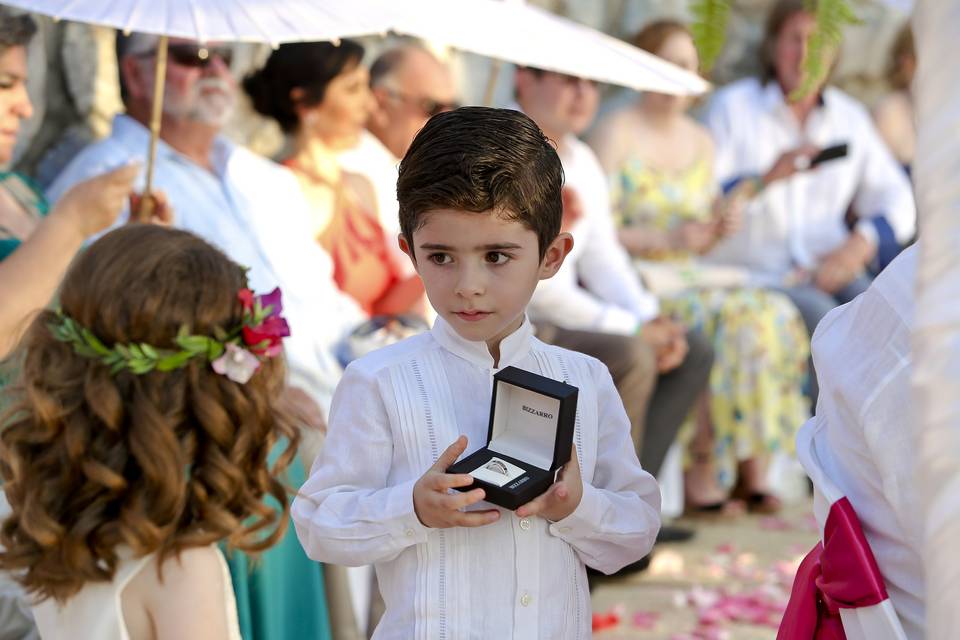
[690,0,731,73]
[689,0,859,98]
[48,313,225,375]
[792,0,860,100]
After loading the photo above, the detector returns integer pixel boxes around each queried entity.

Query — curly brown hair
[0,224,300,603]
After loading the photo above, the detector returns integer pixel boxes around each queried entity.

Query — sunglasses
[139,44,233,69]
[384,88,459,118]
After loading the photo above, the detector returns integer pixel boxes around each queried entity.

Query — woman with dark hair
[590,20,810,515]
[245,41,424,318]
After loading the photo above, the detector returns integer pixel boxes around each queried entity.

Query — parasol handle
[137,35,169,222]
[483,60,502,107]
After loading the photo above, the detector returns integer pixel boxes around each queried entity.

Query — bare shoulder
[343,170,379,217]
[124,546,236,640]
[872,91,913,124]
[686,117,716,157]
[588,105,649,170]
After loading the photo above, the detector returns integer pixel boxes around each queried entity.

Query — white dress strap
[214,546,243,640]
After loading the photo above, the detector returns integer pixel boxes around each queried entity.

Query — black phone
[810,143,848,167]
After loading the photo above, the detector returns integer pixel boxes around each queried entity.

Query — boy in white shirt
[293,107,661,639]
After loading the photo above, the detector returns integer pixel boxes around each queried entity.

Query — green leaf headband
[47,287,291,384]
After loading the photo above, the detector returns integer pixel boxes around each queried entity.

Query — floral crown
[48,287,291,384]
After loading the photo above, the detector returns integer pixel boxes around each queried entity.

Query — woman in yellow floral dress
[590,20,809,513]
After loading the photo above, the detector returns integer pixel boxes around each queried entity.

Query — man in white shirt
[515,67,713,485]
[338,44,458,270]
[798,244,922,638]
[705,0,916,340]
[46,33,366,427]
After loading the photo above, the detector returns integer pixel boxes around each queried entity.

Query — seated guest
[514,66,713,498]
[590,20,809,513]
[244,41,424,317]
[872,23,915,172]
[46,31,357,640]
[338,42,459,272]
[704,0,915,340]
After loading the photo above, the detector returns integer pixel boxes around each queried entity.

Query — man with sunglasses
[339,43,458,271]
[45,29,365,640]
[46,32,366,441]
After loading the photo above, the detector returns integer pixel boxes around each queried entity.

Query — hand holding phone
[809,143,848,167]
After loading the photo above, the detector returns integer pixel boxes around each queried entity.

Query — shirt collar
[760,80,827,114]
[111,113,236,179]
[431,315,533,370]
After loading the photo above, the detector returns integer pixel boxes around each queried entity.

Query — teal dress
[222,451,333,640]
[0,172,48,391]
[0,171,48,261]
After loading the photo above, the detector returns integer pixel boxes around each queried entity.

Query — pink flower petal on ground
[694,627,732,640]
[688,586,722,609]
[715,543,735,554]
[698,608,727,626]
[632,611,660,629]
[759,516,793,531]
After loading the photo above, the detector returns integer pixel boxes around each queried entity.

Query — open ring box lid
[447,366,578,511]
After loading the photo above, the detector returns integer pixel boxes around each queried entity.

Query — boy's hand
[515,447,583,522]
[413,435,501,529]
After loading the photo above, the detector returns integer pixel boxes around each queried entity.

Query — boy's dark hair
[397,106,564,261]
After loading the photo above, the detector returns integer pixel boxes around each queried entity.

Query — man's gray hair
[369,41,435,88]
[115,32,161,105]
[0,7,36,56]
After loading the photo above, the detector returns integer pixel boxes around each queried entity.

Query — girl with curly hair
[0,225,304,639]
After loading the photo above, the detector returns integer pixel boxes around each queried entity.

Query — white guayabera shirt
[293,316,661,640]
[799,245,922,639]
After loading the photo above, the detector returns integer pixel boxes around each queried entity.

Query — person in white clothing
[514,66,714,502]
[46,32,367,427]
[704,0,916,341]
[0,225,300,640]
[293,108,661,639]
[338,43,459,272]
[796,244,922,637]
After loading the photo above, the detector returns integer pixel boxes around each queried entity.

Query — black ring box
[447,366,578,510]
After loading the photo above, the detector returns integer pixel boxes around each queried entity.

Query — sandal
[738,491,782,515]
[682,499,746,520]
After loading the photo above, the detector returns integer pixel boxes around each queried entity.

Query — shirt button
[558,526,572,534]
[405,528,415,537]
[519,518,531,531]
[520,593,532,607]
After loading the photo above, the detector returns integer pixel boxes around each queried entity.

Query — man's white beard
[164,78,236,127]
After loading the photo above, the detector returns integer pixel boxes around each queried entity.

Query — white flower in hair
[212,343,261,384]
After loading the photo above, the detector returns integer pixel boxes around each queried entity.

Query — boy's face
[400,209,571,352]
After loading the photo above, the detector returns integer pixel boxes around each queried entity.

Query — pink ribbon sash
[777,497,889,639]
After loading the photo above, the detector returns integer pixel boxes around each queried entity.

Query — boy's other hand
[413,435,501,529]
[515,447,583,522]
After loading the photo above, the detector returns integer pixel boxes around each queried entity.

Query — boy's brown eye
[486,252,510,264]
